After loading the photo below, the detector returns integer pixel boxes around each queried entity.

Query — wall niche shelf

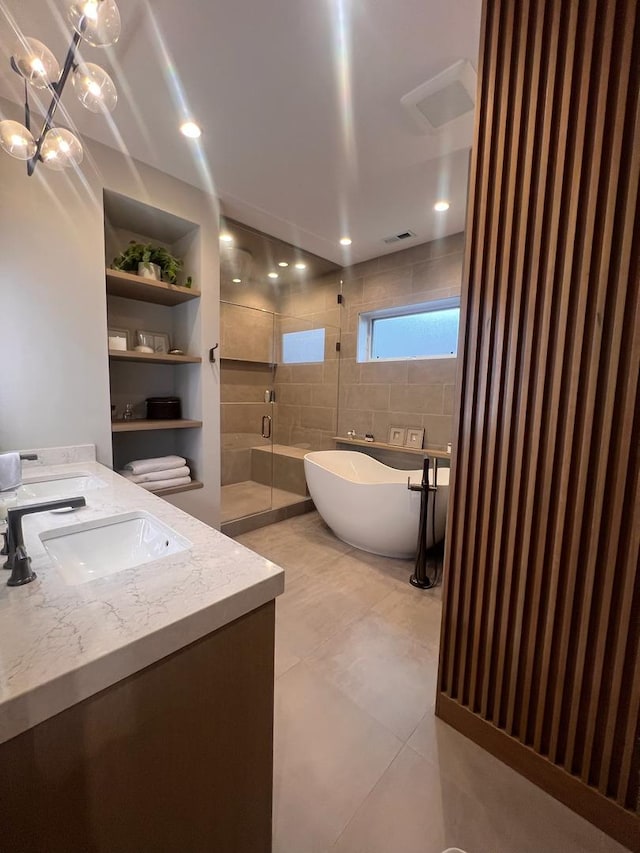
[150,480,204,497]
[106,268,201,306]
[109,349,202,365]
[333,436,451,460]
[220,356,276,368]
[112,419,203,433]
[104,189,207,503]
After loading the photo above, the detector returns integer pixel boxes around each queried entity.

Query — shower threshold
[221,480,312,526]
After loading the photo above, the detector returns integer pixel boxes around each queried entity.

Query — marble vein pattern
[0,458,284,745]
[20,444,97,467]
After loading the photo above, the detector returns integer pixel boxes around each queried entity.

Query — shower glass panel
[220,302,275,524]
[220,302,341,526]
[273,313,341,453]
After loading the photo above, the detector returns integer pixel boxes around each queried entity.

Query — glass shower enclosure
[220,301,340,526]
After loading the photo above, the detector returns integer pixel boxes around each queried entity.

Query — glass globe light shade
[0,120,36,161]
[68,0,121,47]
[72,63,117,112]
[41,128,84,171]
[11,37,60,89]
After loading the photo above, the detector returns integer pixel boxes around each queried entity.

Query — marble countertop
[0,456,284,745]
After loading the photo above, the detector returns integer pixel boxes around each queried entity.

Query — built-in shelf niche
[106,268,201,306]
[109,350,202,365]
[104,189,203,485]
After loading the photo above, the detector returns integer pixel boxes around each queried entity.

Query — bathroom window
[357,297,460,362]
[281,328,326,364]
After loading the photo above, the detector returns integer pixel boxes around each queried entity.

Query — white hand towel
[0,452,21,492]
[120,466,190,484]
[124,456,186,475]
[140,476,192,492]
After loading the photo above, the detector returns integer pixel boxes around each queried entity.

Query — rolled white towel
[140,476,191,492]
[120,466,190,484]
[124,456,186,475]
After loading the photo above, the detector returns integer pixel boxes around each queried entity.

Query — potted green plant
[112,241,184,284]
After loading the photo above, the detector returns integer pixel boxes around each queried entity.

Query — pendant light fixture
[0,0,121,176]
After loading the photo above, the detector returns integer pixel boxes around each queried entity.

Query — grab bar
[261,415,272,439]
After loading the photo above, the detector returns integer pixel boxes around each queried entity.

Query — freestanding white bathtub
[304,450,449,559]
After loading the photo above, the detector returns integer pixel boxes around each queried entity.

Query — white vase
[138,261,161,280]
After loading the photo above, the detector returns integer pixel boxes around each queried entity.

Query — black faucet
[3,497,86,587]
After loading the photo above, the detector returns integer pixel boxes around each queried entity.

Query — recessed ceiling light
[340,237,352,246]
[268,272,278,279]
[434,200,450,212]
[220,233,233,243]
[180,121,201,139]
[232,278,242,283]
[294,262,307,270]
[278,261,289,267]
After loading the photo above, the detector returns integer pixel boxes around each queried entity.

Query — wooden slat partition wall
[436,0,640,848]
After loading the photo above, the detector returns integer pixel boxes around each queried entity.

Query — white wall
[0,97,221,526]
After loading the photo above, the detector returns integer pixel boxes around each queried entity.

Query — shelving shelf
[109,349,202,365]
[106,268,201,306]
[112,419,203,433]
[333,436,451,460]
[220,357,276,368]
[150,480,204,497]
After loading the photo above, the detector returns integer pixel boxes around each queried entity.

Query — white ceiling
[0,0,482,264]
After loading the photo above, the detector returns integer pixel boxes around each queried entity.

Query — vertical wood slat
[521,0,581,749]
[466,0,516,710]
[598,71,640,796]
[504,0,563,737]
[453,0,504,705]
[504,2,557,733]
[535,0,600,760]
[539,0,617,762]
[490,0,547,728]
[438,0,640,845]
[439,0,490,699]
[478,0,530,720]
[576,0,639,785]
[561,0,625,775]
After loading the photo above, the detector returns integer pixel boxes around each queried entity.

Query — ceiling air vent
[401,59,476,134]
[383,230,416,245]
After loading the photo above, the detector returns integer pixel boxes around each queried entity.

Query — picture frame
[108,327,130,352]
[136,330,171,354]
[405,427,425,449]
[388,426,407,447]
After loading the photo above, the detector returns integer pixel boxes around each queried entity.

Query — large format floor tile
[235,513,627,853]
[307,611,438,740]
[273,662,402,853]
[333,743,627,853]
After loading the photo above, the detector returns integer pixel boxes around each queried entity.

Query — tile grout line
[327,743,422,851]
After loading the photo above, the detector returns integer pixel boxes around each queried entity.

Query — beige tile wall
[337,232,463,448]
[220,231,463,468]
[220,304,275,485]
[273,274,341,450]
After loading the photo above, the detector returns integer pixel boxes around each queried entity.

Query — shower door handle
[261,415,272,439]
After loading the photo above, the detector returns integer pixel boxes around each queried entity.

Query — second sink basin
[40,511,192,585]
[18,473,106,503]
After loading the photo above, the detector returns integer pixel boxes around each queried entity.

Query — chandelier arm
[23,79,31,133]
[27,29,82,176]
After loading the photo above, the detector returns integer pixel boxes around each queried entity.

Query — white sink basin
[18,472,106,503]
[40,511,192,585]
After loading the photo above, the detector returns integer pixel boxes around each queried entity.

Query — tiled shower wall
[221,230,464,467]
[220,299,275,485]
[273,276,341,450]
[338,232,463,448]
